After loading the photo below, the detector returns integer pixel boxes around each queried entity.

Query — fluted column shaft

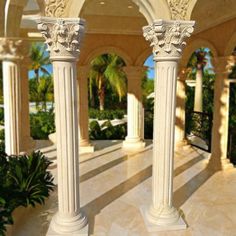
[0,38,22,155]
[123,66,145,150]
[77,65,94,153]
[36,17,88,235]
[211,56,235,168]
[142,19,195,232]
[3,60,21,154]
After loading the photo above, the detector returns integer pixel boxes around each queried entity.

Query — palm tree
[187,48,209,112]
[29,75,54,112]
[89,54,127,110]
[29,43,51,83]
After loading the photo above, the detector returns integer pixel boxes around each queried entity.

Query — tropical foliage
[29,75,54,111]
[29,43,50,82]
[89,108,125,120]
[89,54,127,110]
[30,110,55,140]
[89,120,127,140]
[0,151,55,235]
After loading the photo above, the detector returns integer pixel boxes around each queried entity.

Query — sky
[144,55,155,80]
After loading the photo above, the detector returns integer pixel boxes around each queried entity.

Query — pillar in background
[0,38,22,155]
[141,20,195,232]
[36,17,88,235]
[211,56,235,169]
[193,65,203,112]
[175,67,187,147]
[77,65,94,153]
[123,66,146,150]
[20,42,35,152]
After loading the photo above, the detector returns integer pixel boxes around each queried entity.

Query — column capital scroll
[0,38,23,60]
[143,20,195,61]
[35,17,85,60]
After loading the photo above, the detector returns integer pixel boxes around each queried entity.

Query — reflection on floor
[8,140,236,236]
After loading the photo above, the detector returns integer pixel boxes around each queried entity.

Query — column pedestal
[36,17,88,236]
[123,66,146,151]
[141,19,195,232]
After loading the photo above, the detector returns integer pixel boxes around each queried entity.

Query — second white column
[141,19,195,232]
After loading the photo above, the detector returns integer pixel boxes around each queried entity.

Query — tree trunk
[99,86,105,111]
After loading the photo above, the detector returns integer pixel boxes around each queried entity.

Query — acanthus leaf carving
[167,0,189,20]
[45,0,66,18]
[143,20,195,59]
[0,38,23,60]
[36,18,85,58]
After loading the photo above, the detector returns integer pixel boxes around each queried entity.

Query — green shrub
[30,111,55,139]
[0,129,4,140]
[0,151,55,235]
[0,108,4,125]
[89,120,127,140]
[144,111,153,139]
[89,109,125,120]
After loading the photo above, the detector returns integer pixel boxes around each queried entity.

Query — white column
[77,65,94,153]
[194,65,203,112]
[141,20,195,232]
[175,67,187,147]
[36,17,88,235]
[0,38,22,155]
[211,56,235,169]
[20,52,35,152]
[123,66,146,150]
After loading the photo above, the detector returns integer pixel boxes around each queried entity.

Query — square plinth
[47,224,89,236]
[140,206,187,232]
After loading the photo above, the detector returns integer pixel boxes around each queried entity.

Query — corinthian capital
[143,20,195,60]
[0,38,23,60]
[35,17,85,60]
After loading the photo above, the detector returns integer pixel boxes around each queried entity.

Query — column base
[79,144,95,154]
[122,137,145,151]
[140,205,187,232]
[209,157,234,171]
[47,213,88,236]
[219,158,233,170]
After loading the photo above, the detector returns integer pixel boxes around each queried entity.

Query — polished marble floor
[8,141,236,236]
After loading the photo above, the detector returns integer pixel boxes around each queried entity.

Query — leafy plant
[0,151,55,235]
[89,109,125,120]
[89,54,127,110]
[0,108,4,125]
[30,110,55,139]
[89,120,127,140]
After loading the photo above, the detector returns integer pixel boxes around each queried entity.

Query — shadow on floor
[82,147,217,235]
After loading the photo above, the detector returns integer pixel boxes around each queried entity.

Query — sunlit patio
[7,141,236,236]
